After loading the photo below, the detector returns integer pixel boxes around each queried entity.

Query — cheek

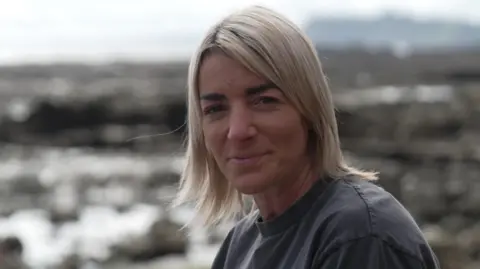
[266,116,308,152]
[202,123,224,153]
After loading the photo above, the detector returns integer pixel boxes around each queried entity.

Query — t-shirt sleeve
[314,236,437,269]
[210,228,235,269]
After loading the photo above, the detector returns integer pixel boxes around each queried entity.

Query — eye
[254,96,278,105]
[203,104,225,115]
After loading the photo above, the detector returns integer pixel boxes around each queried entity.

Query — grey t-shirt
[211,176,440,269]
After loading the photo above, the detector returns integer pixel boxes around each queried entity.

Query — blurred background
[0,0,479,268]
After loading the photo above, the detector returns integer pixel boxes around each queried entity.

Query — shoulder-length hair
[173,5,377,227]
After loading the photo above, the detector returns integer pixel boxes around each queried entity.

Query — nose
[227,105,256,141]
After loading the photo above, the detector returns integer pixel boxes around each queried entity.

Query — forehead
[197,52,267,95]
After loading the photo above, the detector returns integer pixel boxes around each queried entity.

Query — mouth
[228,153,270,165]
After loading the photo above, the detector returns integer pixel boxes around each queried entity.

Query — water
[0,204,219,268]
[0,145,222,268]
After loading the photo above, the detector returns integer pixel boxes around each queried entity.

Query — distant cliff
[305,14,480,50]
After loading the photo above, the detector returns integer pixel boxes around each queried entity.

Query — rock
[9,174,47,195]
[142,172,181,204]
[111,217,187,262]
[160,97,187,137]
[456,171,480,216]
[439,215,471,234]
[465,262,480,269]
[56,255,103,269]
[457,224,480,261]
[48,182,80,224]
[400,168,448,222]
[56,254,81,269]
[0,236,29,269]
[0,237,23,256]
[423,225,470,269]
[48,207,79,224]
[0,92,185,148]
[145,171,180,189]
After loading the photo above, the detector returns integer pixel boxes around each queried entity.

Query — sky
[0,0,479,63]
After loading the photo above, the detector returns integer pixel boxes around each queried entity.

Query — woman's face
[198,52,310,194]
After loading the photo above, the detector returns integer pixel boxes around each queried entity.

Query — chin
[229,173,273,195]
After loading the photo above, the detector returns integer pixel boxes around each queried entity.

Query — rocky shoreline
[0,48,478,268]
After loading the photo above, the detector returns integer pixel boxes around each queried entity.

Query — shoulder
[312,176,432,260]
[313,234,439,269]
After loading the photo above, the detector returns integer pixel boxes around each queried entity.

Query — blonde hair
[173,5,377,227]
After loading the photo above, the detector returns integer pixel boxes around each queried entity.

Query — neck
[253,162,317,221]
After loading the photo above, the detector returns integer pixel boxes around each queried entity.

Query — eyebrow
[199,82,277,101]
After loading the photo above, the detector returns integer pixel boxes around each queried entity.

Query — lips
[227,153,269,165]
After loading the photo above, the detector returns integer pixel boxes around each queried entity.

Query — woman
[174,5,440,269]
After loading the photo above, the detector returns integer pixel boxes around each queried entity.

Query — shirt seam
[344,179,376,233]
[315,235,427,268]
[320,179,427,266]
